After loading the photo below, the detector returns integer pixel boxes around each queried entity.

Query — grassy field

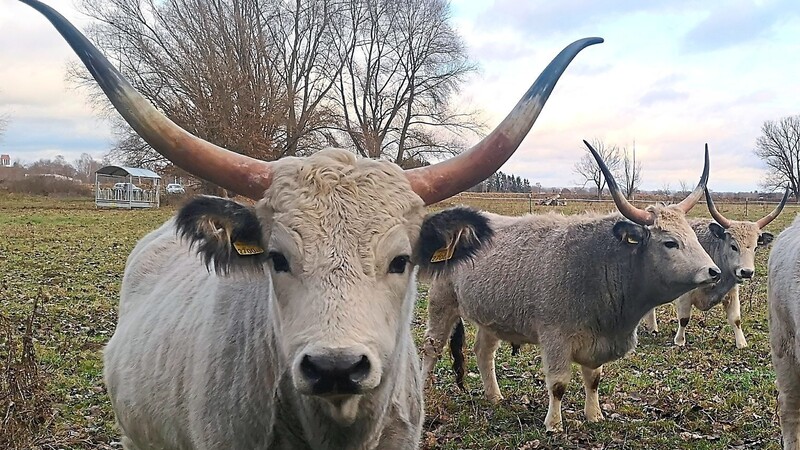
[1,192,797,449]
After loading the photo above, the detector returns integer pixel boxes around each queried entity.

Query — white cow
[769,214,800,449]
[641,188,787,348]
[21,0,602,447]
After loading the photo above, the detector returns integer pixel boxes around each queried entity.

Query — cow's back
[104,219,280,448]
[452,212,625,340]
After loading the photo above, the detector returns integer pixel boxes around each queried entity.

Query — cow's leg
[121,436,141,450]
[775,355,800,449]
[474,327,503,403]
[673,296,693,346]
[580,365,603,423]
[421,280,462,383]
[724,287,747,348]
[641,307,658,333]
[541,344,571,433]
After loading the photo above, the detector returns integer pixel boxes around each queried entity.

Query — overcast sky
[2,0,799,192]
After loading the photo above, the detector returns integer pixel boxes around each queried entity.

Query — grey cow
[642,187,788,348]
[422,141,721,432]
[769,214,800,449]
[21,0,603,448]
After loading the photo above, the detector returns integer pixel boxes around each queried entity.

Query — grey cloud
[638,74,689,107]
[476,0,697,41]
[639,88,689,106]
[681,0,799,53]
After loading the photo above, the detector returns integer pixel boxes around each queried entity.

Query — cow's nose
[300,353,371,395]
[740,268,754,279]
[709,266,721,281]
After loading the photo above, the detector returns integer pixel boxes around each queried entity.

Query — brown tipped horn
[675,144,710,214]
[704,188,732,229]
[583,139,655,226]
[756,188,790,229]
[406,37,603,205]
[21,0,273,200]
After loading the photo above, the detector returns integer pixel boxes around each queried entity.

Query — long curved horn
[21,0,273,200]
[407,37,604,205]
[704,188,732,228]
[674,144,710,214]
[756,188,790,229]
[583,140,655,226]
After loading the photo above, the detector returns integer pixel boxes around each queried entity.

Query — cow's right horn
[406,37,603,206]
[674,144,710,214]
[22,0,275,200]
[583,140,655,226]
[756,188,790,229]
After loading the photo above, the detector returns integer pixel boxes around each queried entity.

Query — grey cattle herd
[20,0,800,448]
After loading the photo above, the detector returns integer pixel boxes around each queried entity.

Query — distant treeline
[470,171,532,193]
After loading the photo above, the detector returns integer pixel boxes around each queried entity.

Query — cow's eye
[731,244,739,252]
[388,255,410,274]
[269,251,290,273]
[664,241,679,249]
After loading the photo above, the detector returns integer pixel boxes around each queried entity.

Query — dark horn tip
[700,144,710,185]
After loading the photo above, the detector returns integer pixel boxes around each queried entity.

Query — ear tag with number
[431,228,464,263]
[233,240,265,256]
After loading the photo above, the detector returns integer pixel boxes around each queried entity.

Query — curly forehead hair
[725,221,762,247]
[647,205,694,232]
[262,148,425,216]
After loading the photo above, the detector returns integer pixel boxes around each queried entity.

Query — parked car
[113,182,142,192]
[165,183,186,194]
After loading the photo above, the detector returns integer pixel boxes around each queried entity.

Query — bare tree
[334,0,481,167]
[575,138,621,200]
[677,179,690,196]
[621,144,642,200]
[73,153,103,182]
[74,0,342,165]
[754,115,800,202]
[660,181,672,201]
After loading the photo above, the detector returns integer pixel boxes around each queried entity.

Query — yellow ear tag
[626,236,639,245]
[431,229,464,263]
[233,240,265,256]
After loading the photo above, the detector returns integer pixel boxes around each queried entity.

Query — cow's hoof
[487,393,504,404]
[545,422,563,433]
[586,410,604,422]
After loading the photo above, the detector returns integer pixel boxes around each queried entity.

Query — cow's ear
[758,231,775,246]
[414,206,493,277]
[708,222,727,240]
[613,221,649,247]
[175,196,267,275]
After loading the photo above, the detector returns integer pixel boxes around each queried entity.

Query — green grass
[0,192,796,449]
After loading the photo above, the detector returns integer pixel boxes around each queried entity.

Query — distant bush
[1,176,91,196]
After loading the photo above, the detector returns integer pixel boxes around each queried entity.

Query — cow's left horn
[674,144,710,214]
[756,188,790,229]
[705,188,732,229]
[406,37,603,206]
[21,0,274,200]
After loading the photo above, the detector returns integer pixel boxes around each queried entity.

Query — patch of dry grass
[0,192,796,449]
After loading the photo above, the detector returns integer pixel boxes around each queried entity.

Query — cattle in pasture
[768,214,800,449]
[421,141,721,432]
[641,188,788,348]
[21,0,602,447]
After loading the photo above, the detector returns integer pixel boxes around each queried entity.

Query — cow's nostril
[709,267,721,279]
[350,355,371,383]
[300,355,321,382]
[740,269,754,279]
